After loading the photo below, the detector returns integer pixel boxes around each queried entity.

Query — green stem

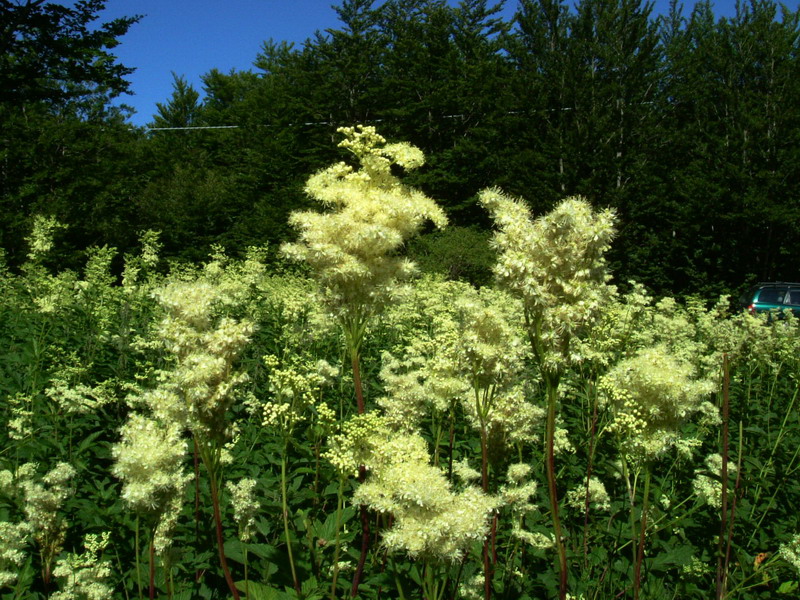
[149,533,155,600]
[199,442,241,600]
[349,339,370,598]
[331,475,345,600]
[281,445,301,593]
[716,355,731,600]
[633,468,651,600]
[244,546,250,600]
[135,515,143,600]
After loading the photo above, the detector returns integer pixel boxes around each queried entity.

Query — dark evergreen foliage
[2,0,799,298]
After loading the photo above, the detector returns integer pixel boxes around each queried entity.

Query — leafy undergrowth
[2,128,800,600]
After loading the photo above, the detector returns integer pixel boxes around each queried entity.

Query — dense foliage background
[1,0,798,296]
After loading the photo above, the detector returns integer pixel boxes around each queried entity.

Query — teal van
[739,282,800,317]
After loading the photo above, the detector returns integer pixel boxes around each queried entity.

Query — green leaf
[650,544,695,572]
[235,581,291,600]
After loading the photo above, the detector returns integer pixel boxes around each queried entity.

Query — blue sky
[91,0,789,126]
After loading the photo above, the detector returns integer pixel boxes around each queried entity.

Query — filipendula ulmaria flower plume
[281,125,447,349]
[259,354,338,433]
[226,478,259,542]
[334,414,500,562]
[599,345,718,463]
[111,414,190,552]
[479,189,616,373]
[114,268,255,598]
[379,285,542,446]
[50,532,112,600]
[480,190,616,600]
[692,453,738,510]
[13,463,76,587]
[283,127,447,595]
[780,534,800,574]
[0,520,31,589]
[500,463,551,549]
[146,279,255,440]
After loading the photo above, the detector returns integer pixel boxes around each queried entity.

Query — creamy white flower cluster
[113,272,254,553]
[499,463,549,548]
[338,415,501,562]
[260,355,338,432]
[258,274,335,350]
[111,414,190,516]
[282,125,447,324]
[479,189,616,371]
[692,454,738,509]
[0,463,76,586]
[565,477,611,513]
[46,372,114,415]
[226,478,259,542]
[146,279,255,439]
[780,533,800,574]
[379,285,543,444]
[50,532,112,600]
[599,345,717,461]
[20,463,76,561]
[26,215,63,263]
[0,520,31,588]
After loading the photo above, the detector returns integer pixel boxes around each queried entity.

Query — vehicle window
[758,288,787,304]
[787,289,800,306]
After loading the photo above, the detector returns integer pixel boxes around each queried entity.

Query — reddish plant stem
[545,381,567,600]
[193,439,202,582]
[350,348,370,597]
[209,470,240,600]
[716,354,731,600]
[633,470,651,600]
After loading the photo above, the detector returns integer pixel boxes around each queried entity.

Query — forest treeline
[1,0,799,297]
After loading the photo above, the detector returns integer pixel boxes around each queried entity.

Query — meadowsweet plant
[692,453,738,510]
[565,477,610,513]
[25,215,64,264]
[500,463,550,551]
[226,478,258,542]
[0,520,31,589]
[479,190,616,374]
[111,414,190,554]
[336,414,500,600]
[281,124,447,412]
[599,344,717,599]
[50,532,112,600]
[599,345,717,463]
[283,125,447,595]
[113,263,256,600]
[259,354,337,592]
[9,462,77,589]
[352,425,500,562]
[480,189,616,600]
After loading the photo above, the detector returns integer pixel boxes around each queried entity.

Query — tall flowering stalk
[282,125,447,413]
[599,344,717,599]
[113,268,254,600]
[282,125,446,595]
[260,354,337,593]
[480,190,616,600]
